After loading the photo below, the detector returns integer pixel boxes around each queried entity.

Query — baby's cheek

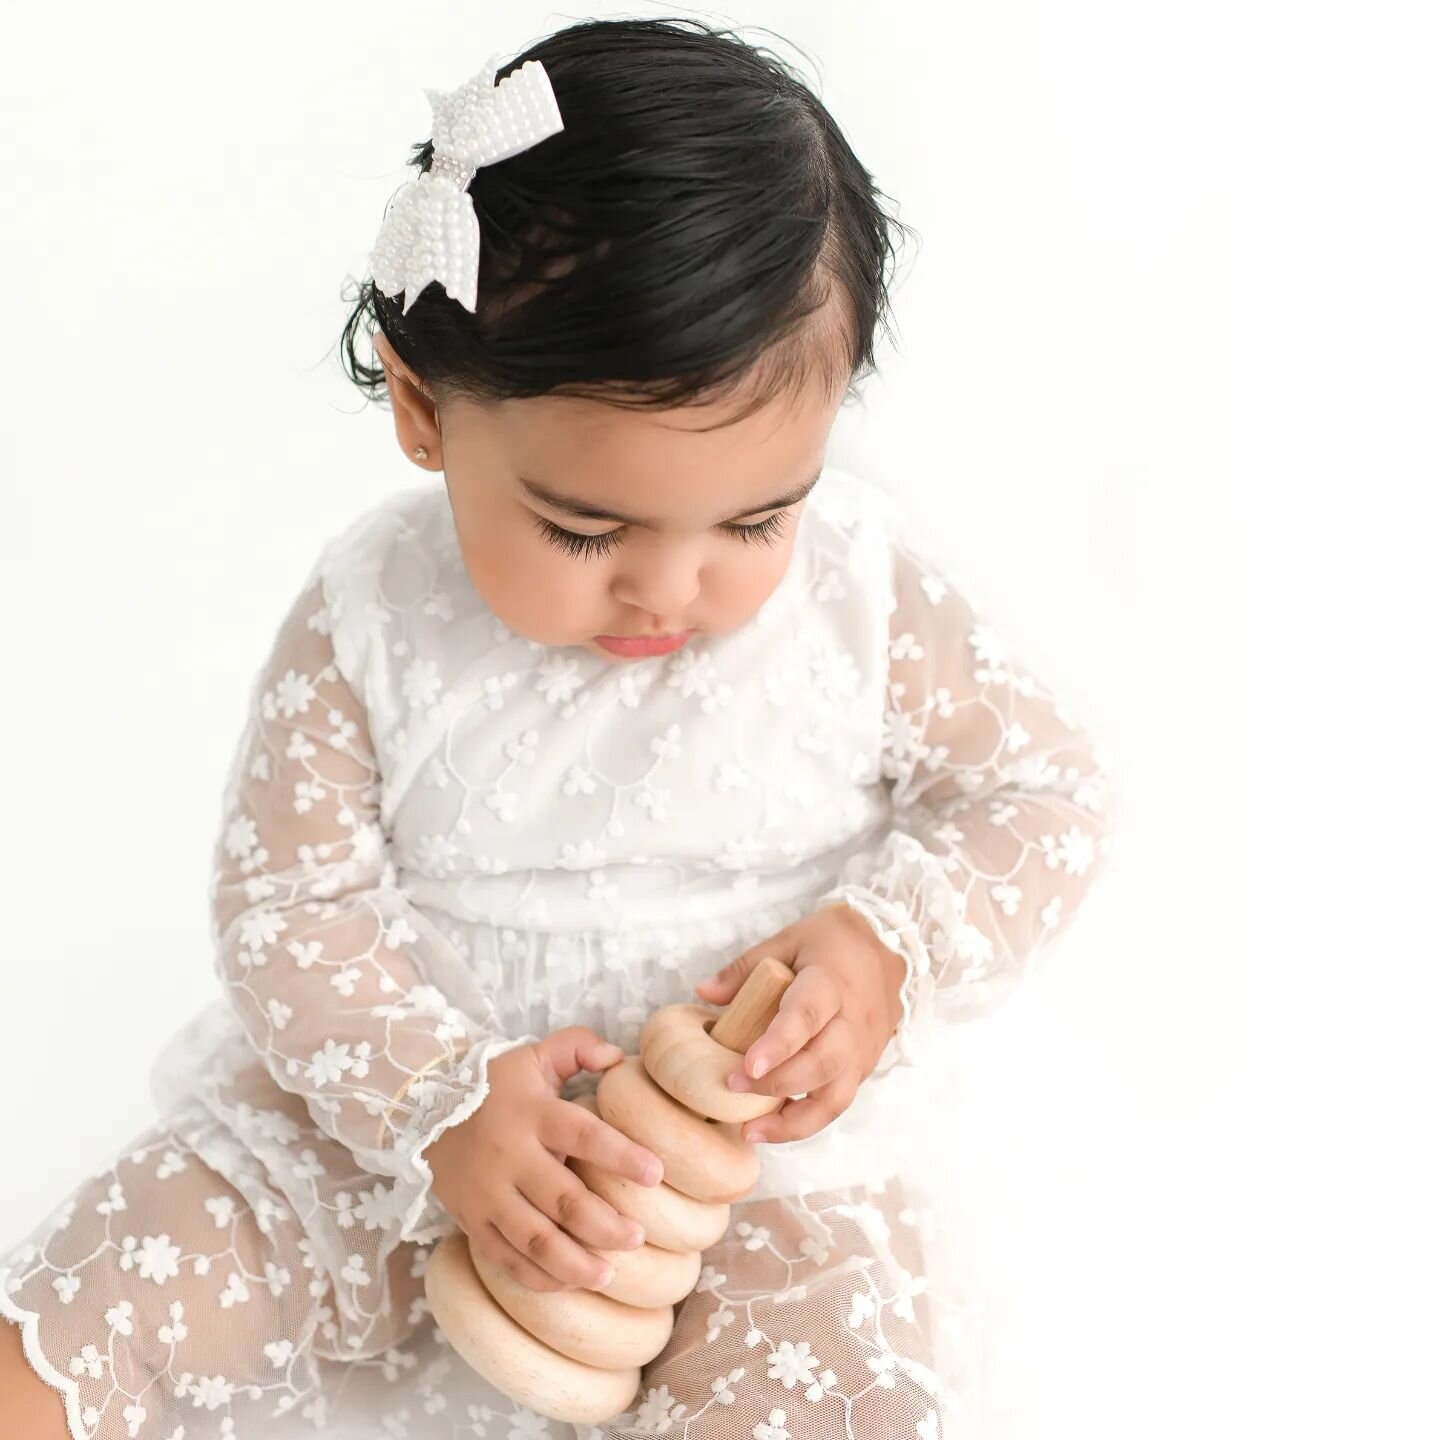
[709,543,796,629]
[460,539,593,644]
[522,562,601,642]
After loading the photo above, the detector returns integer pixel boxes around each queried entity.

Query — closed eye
[531,510,792,561]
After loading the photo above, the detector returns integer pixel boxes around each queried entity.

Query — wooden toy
[424,956,794,1423]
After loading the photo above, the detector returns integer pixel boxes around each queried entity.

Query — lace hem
[392,1032,537,1245]
[817,883,929,1073]
[0,1277,88,1440]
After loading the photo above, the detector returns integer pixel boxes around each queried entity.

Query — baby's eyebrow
[516,468,823,528]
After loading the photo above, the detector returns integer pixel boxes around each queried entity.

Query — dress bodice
[322,466,898,939]
[301,467,931,1198]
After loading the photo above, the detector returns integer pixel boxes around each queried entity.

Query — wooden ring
[640,1004,785,1123]
[423,1231,640,1424]
[570,1156,730,1254]
[565,1095,706,1303]
[590,1239,702,1309]
[597,1055,761,1204]
[570,1090,730,1252]
[465,1233,674,1370]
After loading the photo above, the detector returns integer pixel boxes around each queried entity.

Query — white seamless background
[0,2,1240,1436]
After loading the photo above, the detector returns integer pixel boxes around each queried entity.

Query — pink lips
[594,631,693,658]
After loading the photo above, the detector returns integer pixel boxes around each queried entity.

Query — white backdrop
[1,2,1234,1435]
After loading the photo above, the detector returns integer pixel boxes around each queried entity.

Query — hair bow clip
[369,54,564,315]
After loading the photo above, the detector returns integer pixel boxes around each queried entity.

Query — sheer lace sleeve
[209,573,536,1236]
[819,529,1116,1070]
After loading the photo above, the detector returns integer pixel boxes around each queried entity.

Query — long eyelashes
[532,510,792,561]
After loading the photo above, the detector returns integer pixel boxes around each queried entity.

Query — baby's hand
[425,1027,664,1292]
[694,904,907,1144]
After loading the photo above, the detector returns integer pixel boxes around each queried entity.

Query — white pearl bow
[369,55,565,315]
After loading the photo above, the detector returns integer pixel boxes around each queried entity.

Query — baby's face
[376,335,844,662]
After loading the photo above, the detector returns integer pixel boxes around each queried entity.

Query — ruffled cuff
[381,1032,538,1245]
[818,829,960,1075]
[824,889,925,1076]
[821,819,1056,1074]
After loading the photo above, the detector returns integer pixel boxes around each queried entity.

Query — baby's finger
[494,1195,615,1290]
[694,942,790,1006]
[543,1099,664,1188]
[468,1218,571,1293]
[520,1161,646,1253]
[741,968,840,1081]
[743,1073,860,1145]
[536,1027,625,1087]
[730,1017,852,1098]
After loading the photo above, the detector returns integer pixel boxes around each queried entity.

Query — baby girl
[1,16,1113,1439]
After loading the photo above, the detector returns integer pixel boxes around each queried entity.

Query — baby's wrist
[820,900,909,1044]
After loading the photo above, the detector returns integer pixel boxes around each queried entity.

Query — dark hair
[338,16,917,428]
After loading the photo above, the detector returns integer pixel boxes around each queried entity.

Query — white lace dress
[1,465,1114,1440]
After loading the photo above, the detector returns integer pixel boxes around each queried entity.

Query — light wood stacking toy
[424,956,795,1424]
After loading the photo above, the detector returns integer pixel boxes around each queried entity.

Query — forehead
[443,371,844,524]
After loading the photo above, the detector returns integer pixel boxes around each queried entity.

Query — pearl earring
[413,446,429,462]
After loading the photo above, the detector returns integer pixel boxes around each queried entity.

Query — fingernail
[596,1265,614,1288]
[728,1071,749,1091]
[751,1057,769,1079]
[627,1226,645,1248]
[643,1161,663,1186]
